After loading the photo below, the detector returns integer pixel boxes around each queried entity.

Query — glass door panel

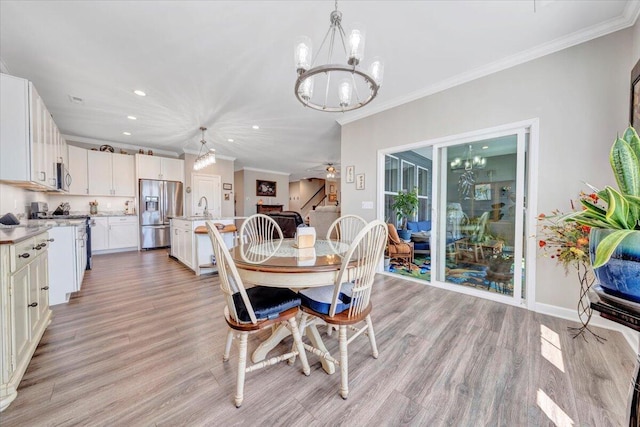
[436,133,524,299]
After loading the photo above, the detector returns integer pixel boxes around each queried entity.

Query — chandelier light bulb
[299,76,314,101]
[338,79,353,107]
[369,57,384,85]
[294,36,312,73]
[347,24,365,65]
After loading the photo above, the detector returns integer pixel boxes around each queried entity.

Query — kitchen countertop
[0,225,51,245]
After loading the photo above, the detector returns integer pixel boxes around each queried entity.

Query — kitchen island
[169,216,244,275]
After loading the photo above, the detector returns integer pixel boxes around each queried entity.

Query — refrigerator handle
[159,180,165,224]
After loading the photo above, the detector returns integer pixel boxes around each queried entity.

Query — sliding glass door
[382,124,532,306]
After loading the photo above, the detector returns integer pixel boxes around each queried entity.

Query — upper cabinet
[0,73,67,191]
[68,145,88,195]
[88,150,135,196]
[136,154,184,182]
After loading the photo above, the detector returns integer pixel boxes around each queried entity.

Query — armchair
[386,223,413,265]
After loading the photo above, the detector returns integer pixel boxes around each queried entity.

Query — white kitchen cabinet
[0,73,65,191]
[88,151,135,196]
[170,219,193,269]
[170,218,236,275]
[1,230,52,412]
[91,216,138,253]
[91,218,109,251]
[136,154,184,182]
[68,145,89,195]
[48,225,87,305]
[108,216,138,249]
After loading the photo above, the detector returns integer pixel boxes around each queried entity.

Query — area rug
[388,257,510,294]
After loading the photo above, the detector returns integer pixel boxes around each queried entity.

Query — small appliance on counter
[0,212,20,226]
[30,202,49,219]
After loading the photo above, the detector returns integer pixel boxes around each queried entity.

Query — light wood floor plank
[0,249,635,425]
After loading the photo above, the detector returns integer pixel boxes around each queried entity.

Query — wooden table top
[230,239,350,273]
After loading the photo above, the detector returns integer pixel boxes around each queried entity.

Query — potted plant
[391,188,419,241]
[565,126,640,302]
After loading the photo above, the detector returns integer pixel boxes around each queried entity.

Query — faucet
[198,196,209,217]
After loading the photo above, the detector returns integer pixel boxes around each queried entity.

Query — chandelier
[450,145,486,172]
[193,126,216,171]
[326,164,337,179]
[294,1,384,112]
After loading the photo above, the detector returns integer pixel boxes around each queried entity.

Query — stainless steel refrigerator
[139,179,184,249]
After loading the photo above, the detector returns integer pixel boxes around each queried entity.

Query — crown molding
[337,3,640,126]
[62,134,180,157]
[241,167,290,176]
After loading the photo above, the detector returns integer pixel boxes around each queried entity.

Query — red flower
[539,240,547,248]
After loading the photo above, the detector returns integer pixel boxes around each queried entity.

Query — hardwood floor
[2,250,634,426]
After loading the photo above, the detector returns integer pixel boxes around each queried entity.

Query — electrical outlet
[362,201,374,209]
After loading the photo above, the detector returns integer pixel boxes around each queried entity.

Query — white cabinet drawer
[10,237,36,273]
[107,216,137,225]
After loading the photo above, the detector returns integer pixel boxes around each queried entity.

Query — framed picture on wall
[328,193,337,202]
[223,183,232,190]
[356,173,365,190]
[474,183,491,201]
[631,58,640,129]
[256,180,277,197]
[346,166,355,183]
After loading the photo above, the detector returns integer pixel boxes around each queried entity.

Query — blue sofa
[407,221,432,254]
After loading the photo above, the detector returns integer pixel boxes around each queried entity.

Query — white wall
[238,168,290,216]
[633,17,640,62]
[181,154,235,217]
[0,183,46,219]
[340,28,634,310]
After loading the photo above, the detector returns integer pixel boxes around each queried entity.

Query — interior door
[192,174,221,217]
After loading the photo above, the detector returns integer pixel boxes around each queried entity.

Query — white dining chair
[326,214,367,242]
[206,221,310,407]
[298,219,388,399]
[239,213,284,244]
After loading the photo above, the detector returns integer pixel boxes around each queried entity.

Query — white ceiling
[1,1,637,181]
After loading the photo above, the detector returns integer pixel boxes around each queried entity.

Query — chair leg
[223,329,233,362]
[235,332,248,408]
[339,325,349,400]
[365,315,378,359]
[289,317,310,376]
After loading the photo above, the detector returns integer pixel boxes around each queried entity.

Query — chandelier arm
[310,23,335,70]
[350,71,362,106]
[336,22,350,57]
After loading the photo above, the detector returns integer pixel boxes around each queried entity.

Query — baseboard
[536,302,639,352]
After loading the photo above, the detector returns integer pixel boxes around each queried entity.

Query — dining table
[229,238,352,374]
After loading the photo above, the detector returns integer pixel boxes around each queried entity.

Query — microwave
[56,162,72,192]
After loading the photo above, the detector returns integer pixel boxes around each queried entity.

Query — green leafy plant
[565,126,640,267]
[391,188,419,230]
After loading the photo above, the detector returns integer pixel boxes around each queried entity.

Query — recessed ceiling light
[127,115,137,120]
[227,138,234,142]
[123,132,131,136]
[133,90,146,97]
[68,95,84,104]
[482,145,489,149]
[252,125,260,130]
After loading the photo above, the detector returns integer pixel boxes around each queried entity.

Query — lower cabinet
[48,225,87,306]
[1,230,52,412]
[91,216,138,253]
[170,218,236,275]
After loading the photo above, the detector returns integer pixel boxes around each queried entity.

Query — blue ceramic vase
[590,228,640,302]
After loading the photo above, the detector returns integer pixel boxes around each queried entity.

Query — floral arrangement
[538,198,602,341]
[538,205,591,274]
[89,200,98,207]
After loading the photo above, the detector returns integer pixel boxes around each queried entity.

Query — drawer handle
[40,243,47,248]
[47,238,55,242]
[34,244,43,250]
[41,286,49,291]
[18,253,30,259]
[28,302,38,308]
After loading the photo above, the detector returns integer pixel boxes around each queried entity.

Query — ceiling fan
[307,162,341,179]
